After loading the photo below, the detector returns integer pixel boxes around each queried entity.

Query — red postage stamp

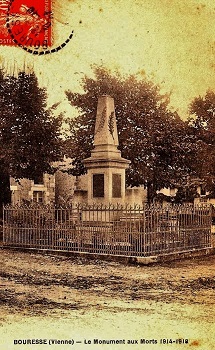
[0,0,52,47]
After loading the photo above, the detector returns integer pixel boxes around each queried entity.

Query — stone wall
[125,186,147,206]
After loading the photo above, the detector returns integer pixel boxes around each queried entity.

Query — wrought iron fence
[3,203,212,257]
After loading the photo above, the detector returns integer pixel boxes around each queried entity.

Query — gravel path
[0,248,215,350]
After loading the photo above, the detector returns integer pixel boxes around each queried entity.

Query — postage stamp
[0,0,52,47]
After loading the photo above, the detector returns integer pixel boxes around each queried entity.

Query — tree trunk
[147,182,156,205]
[0,170,11,218]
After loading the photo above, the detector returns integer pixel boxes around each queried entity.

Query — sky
[0,0,215,119]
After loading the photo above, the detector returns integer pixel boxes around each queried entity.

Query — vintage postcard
[0,1,215,350]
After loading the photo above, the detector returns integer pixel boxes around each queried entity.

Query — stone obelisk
[83,95,130,204]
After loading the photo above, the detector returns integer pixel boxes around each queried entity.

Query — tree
[65,66,194,203]
[0,70,63,204]
[0,70,18,206]
[188,90,215,194]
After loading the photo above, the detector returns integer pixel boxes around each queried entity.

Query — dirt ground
[0,248,215,350]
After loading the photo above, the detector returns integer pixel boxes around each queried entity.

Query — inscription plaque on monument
[93,174,104,198]
[112,174,121,198]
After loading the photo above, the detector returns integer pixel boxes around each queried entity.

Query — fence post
[2,204,5,244]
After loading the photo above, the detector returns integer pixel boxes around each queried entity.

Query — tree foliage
[65,66,195,202]
[0,70,63,182]
[188,90,215,194]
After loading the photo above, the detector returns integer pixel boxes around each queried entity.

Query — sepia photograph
[0,1,215,349]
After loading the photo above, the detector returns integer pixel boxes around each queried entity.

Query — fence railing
[3,203,212,257]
